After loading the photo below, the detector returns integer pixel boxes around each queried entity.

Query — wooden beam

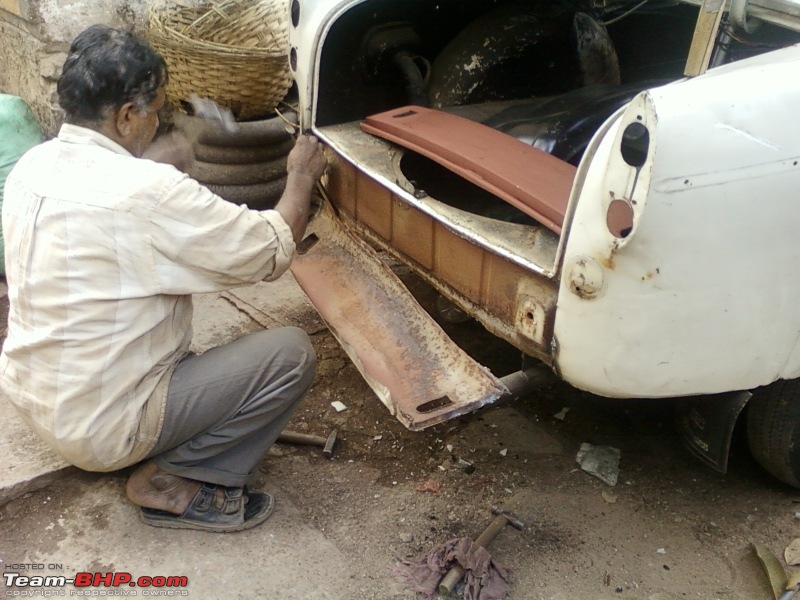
[685,0,727,76]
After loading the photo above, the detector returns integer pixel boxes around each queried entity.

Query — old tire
[206,176,287,209]
[194,137,294,164]
[746,379,800,488]
[171,111,294,206]
[174,111,296,147]
[429,5,580,108]
[187,157,288,186]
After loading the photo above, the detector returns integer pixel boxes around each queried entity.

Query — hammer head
[188,94,237,133]
[491,505,525,530]
[323,428,338,459]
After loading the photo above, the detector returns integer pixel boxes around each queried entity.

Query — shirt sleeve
[144,170,297,294]
[257,209,297,279]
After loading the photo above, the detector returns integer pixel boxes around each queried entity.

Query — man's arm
[142,131,196,172]
[274,135,327,243]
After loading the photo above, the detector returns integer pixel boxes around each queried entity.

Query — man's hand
[143,131,195,172]
[276,135,328,243]
[287,135,327,183]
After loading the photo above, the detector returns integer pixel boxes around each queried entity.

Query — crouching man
[0,24,327,532]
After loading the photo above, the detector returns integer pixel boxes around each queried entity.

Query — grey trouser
[147,326,316,488]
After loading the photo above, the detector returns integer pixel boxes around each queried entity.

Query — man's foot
[126,461,275,532]
[126,461,202,515]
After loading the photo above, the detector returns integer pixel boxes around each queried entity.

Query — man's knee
[271,326,317,388]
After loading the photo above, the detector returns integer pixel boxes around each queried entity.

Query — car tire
[173,111,295,206]
[746,379,800,488]
[174,111,297,147]
[205,176,287,209]
[194,137,294,164]
[428,8,618,108]
[187,157,288,186]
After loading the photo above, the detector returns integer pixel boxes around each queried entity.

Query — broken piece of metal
[753,543,791,600]
[291,199,508,430]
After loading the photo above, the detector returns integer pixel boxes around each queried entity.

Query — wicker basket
[147,0,292,120]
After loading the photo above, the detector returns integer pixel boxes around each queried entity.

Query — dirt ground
[2,272,800,600]
[278,274,800,600]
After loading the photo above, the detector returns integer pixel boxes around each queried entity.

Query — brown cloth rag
[393,537,513,600]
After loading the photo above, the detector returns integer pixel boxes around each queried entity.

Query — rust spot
[642,267,661,280]
[600,250,616,270]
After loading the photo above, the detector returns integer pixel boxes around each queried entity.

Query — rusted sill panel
[291,201,508,430]
[361,105,577,235]
[327,157,558,363]
[317,122,561,277]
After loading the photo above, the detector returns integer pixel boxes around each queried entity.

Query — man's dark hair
[57,24,168,124]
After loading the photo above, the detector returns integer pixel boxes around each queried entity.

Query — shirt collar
[58,123,133,157]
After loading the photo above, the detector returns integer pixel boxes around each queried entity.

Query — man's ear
[114,102,137,137]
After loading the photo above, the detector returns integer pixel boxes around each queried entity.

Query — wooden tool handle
[277,431,326,446]
[437,515,508,595]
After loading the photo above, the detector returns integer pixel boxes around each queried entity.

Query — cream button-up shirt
[0,123,296,471]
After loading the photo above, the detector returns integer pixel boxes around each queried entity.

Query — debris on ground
[753,542,789,599]
[453,457,476,474]
[786,539,800,566]
[576,443,621,486]
[553,407,570,421]
[416,479,442,494]
[393,537,512,600]
[602,491,617,504]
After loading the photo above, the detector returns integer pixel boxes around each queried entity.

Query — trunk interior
[313,0,799,259]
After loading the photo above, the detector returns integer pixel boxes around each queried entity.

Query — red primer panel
[361,105,576,234]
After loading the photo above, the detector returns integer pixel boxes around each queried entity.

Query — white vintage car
[285,0,800,487]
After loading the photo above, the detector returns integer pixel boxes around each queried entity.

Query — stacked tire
[174,111,296,210]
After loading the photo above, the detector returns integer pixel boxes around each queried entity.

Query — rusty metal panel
[391,195,435,269]
[291,201,508,430]
[481,252,521,315]
[355,172,393,241]
[327,155,357,216]
[317,127,561,363]
[433,223,486,303]
[318,122,561,277]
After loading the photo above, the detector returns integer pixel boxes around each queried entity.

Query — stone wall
[0,0,146,136]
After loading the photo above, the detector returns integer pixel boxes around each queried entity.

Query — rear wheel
[746,379,800,488]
